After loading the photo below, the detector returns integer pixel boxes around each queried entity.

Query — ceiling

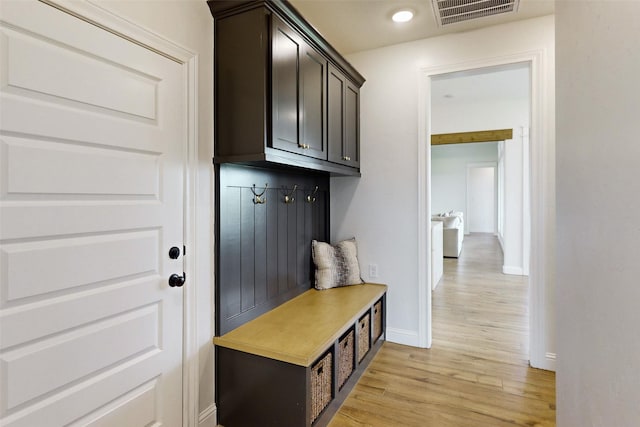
[431,62,530,107]
[288,0,554,54]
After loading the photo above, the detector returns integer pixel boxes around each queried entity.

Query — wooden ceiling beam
[431,128,513,146]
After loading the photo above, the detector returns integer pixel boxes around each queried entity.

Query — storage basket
[337,329,355,389]
[310,351,333,423]
[373,300,383,342]
[357,313,370,362]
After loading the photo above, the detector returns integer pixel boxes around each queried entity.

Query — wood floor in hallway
[329,233,556,427]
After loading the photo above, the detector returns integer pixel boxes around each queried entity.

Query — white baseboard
[541,352,557,372]
[199,403,217,427]
[386,327,420,347]
[503,265,524,275]
[531,352,556,372]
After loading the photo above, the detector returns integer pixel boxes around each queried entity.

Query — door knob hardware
[169,273,186,287]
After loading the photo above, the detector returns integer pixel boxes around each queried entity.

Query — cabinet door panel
[327,65,360,168]
[272,18,301,152]
[300,45,326,159]
[345,83,360,167]
[327,67,345,164]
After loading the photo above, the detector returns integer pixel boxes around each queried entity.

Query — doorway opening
[417,53,547,369]
[430,63,531,357]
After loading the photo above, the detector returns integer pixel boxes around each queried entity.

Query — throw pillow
[312,238,364,290]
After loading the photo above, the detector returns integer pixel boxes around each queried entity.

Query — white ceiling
[431,62,530,106]
[289,0,554,54]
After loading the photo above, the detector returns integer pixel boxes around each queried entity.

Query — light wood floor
[329,233,556,426]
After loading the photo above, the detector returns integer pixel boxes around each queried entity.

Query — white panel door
[0,2,185,426]
[468,166,496,233]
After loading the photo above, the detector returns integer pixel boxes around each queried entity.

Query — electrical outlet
[369,263,378,279]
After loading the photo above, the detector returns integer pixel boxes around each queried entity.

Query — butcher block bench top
[213,283,387,367]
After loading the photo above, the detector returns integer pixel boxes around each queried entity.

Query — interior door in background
[467,165,497,233]
[0,2,185,425]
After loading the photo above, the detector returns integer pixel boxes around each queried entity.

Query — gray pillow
[312,238,364,290]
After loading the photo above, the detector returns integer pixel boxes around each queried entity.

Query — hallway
[435,233,529,364]
[329,234,556,426]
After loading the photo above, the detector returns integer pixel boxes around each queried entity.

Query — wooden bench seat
[214,282,387,427]
[214,283,387,366]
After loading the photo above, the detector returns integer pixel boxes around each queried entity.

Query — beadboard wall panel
[216,164,329,335]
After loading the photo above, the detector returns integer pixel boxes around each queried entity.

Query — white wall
[556,1,640,425]
[431,142,498,230]
[332,15,555,362]
[92,1,216,425]
[432,98,529,134]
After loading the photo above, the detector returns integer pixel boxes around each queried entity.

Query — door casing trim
[417,49,553,371]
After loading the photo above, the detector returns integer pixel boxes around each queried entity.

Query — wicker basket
[373,300,383,342]
[357,313,370,362]
[310,351,333,423]
[337,329,355,389]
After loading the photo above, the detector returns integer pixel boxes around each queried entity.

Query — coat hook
[283,184,297,204]
[251,183,268,204]
[306,186,319,204]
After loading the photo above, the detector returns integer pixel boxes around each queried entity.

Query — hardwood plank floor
[329,233,556,426]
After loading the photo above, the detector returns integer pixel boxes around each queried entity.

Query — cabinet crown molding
[207,0,365,87]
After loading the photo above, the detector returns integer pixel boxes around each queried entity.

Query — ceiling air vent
[432,0,520,26]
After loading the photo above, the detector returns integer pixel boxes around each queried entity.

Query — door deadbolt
[168,246,181,259]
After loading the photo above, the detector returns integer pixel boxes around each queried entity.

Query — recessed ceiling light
[392,10,414,23]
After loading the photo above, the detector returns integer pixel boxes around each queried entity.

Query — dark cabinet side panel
[217,164,329,335]
[217,347,307,427]
[215,10,268,157]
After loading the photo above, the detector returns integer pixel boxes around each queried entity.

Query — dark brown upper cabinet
[328,65,360,168]
[209,0,365,176]
[272,16,326,160]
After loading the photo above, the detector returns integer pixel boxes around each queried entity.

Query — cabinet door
[327,66,360,168]
[272,16,327,160]
[300,44,327,159]
[344,81,360,167]
[272,16,302,153]
[327,66,345,164]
